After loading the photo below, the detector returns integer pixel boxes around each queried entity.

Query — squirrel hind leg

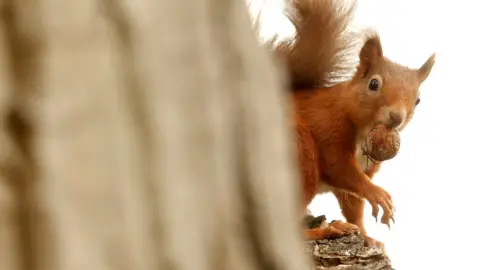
[333,191,385,251]
[363,236,385,251]
[295,118,320,208]
[305,220,359,241]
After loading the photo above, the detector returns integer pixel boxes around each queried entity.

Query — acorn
[364,124,401,162]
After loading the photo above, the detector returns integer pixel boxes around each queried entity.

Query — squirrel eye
[415,98,421,106]
[368,78,379,91]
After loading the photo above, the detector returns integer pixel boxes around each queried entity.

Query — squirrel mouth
[375,120,401,131]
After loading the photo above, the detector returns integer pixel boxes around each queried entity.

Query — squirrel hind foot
[305,220,359,240]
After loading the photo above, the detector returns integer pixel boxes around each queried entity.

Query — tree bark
[0,1,395,270]
[0,0,313,270]
[305,235,393,270]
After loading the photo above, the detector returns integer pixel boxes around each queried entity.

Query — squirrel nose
[388,112,403,129]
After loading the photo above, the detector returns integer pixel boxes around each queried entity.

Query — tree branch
[303,216,393,270]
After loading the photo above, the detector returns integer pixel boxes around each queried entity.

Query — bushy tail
[266,0,360,90]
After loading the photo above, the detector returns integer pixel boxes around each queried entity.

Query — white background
[248,0,480,269]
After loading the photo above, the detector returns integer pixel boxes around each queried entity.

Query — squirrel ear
[357,36,383,77]
[417,53,436,83]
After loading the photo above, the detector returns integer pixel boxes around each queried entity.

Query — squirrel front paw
[365,185,395,228]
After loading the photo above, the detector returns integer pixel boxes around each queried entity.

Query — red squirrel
[267,0,435,248]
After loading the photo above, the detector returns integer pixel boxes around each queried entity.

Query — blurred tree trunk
[0,1,311,270]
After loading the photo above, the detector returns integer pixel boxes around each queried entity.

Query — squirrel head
[348,33,435,132]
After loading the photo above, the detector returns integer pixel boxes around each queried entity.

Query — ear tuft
[417,53,436,83]
[357,33,383,77]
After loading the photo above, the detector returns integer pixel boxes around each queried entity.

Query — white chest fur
[355,128,374,174]
[355,145,372,173]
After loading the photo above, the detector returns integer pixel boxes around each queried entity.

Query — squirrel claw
[367,185,394,228]
[371,205,379,223]
[380,210,394,229]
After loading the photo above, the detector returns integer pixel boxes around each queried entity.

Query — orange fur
[304,220,360,240]
[266,0,435,248]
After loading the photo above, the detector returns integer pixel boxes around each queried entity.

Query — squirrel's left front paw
[366,185,395,228]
